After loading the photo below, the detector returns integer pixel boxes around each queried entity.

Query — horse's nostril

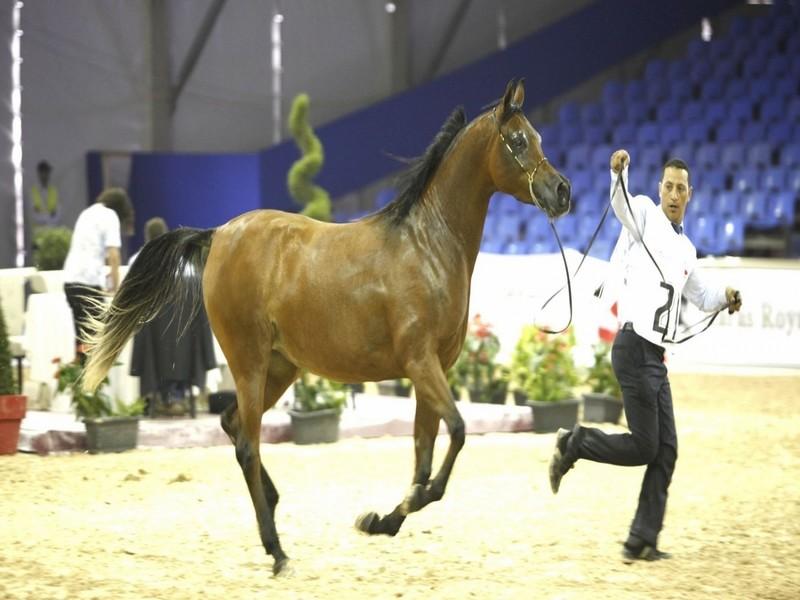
[557,181,571,208]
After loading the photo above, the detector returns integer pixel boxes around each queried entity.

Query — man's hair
[97,187,134,226]
[662,158,690,184]
[144,217,168,243]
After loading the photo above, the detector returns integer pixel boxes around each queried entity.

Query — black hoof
[273,557,292,577]
[355,511,379,534]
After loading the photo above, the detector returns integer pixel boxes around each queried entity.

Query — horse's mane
[376,106,468,225]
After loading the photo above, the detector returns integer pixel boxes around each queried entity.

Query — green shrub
[292,372,347,413]
[33,226,72,270]
[0,295,15,395]
[585,342,622,398]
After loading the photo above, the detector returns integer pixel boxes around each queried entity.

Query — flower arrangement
[292,372,348,413]
[510,325,579,403]
[585,342,622,398]
[449,314,509,403]
[53,358,143,419]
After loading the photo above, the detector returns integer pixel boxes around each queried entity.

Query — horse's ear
[501,79,517,112]
[510,78,525,110]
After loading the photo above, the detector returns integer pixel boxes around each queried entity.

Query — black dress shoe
[622,544,672,563]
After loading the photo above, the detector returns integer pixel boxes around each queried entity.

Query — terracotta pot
[0,395,27,455]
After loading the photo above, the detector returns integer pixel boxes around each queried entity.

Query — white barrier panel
[669,257,800,371]
[469,253,800,372]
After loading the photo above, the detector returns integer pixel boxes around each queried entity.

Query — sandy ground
[1,373,799,600]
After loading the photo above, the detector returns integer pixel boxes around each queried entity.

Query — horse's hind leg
[225,349,299,576]
[221,353,298,522]
[356,361,464,536]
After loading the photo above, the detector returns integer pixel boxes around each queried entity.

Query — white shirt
[63,203,121,288]
[609,167,727,347]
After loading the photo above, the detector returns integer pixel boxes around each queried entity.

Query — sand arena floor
[1,373,798,600]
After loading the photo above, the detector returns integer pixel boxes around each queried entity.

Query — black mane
[376,106,468,224]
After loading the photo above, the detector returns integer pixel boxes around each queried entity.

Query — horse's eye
[509,131,527,151]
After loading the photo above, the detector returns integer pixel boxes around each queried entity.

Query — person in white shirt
[548,149,742,562]
[63,187,134,361]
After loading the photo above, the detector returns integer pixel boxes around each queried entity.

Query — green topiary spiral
[287,93,332,222]
[0,294,16,395]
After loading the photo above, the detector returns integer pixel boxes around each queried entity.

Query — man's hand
[725,287,742,314]
[610,149,630,174]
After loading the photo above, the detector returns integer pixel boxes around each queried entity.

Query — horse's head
[488,79,571,219]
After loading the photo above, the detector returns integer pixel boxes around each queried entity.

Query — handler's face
[659,166,692,225]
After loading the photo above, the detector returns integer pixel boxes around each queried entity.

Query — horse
[82,79,571,575]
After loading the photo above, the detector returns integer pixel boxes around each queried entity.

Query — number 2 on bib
[652,282,675,340]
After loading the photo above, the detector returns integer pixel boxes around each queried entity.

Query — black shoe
[548,427,573,494]
[622,544,672,563]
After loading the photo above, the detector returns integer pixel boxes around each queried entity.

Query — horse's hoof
[273,557,293,577]
[355,511,379,534]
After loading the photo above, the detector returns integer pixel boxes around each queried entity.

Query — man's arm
[106,246,121,293]
[609,149,647,240]
[684,269,743,314]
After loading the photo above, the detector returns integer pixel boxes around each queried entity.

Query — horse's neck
[416,126,494,271]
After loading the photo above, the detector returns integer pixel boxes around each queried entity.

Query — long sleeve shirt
[609,167,727,347]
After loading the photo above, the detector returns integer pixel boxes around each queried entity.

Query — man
[548,149,742,562]
[29,160,61,228]
[63,187,134,361]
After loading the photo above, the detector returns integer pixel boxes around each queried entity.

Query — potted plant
[0,294,26,455]
[583,342,623,424]
[376,378,412,397]
[450,314,509,404]
[54,359,144,453]
[510,325,580,433]
[289,372,348,444]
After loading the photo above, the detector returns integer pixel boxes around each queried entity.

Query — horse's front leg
[356,362,464,536]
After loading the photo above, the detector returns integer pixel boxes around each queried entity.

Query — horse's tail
[82,227,215,392]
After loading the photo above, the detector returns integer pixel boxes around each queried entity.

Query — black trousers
[575,326,677,547]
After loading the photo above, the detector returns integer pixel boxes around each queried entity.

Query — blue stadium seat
[716,121,741,144]
[641,146,665,171]
[505,240,533,255]
[748,142,774,167]
[685,121,710,144]
[701,77,725,101]
[705,101,728,126]
[669,142,695,165]
[530,237,559,255]
[686,38,710,62]
[496,214,522,242]
[691,214,722,256]
[742,192,777,229]
[788,98,800,123]
[669,78,693,103]
[539,124,560,147]
[720,216,746,255]
[742,54,768,79]
[741,121,766,144]
[577,145,606,174]
[724,78,748,100]
[728,98,754,123]
[624,80,646,105]
[602,80,624,105]
[566,144,591,171]
[581,103,603,124]
[584,124,608,145]
[766,54,790,79]
[587,238,614,261]
[637,123,660,145]
[667,59,689,81]
[732,167,761,193]
[774,78,796,100]
[695,143,719,169]
[569,169,593,198]
[558,102,580,124]
[602,102,626,126]
[661,123,683,146]
[762,167,786,191]
[715,191,741,216]
[644,59,667,81]
[480,239,506,254]
[748,78,772,103]
[760,97,785,123]
[720,143,746,170]
[560,124,582,146]
[645,79,669,107]
[611,122,637,146]
[772,191,796,227]
[704,169,727,193]
[689,61,712,85]
[779,142,800,168]
[786,168,800,194]
[680,101,703,123]
[766,122,794,146]
[656,99,681,122]
[731,38,751,64]
[624,99,650,124]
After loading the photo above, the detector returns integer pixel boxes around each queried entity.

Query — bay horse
[83,79,570,575]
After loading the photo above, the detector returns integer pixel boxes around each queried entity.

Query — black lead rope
[616,172,731,344]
